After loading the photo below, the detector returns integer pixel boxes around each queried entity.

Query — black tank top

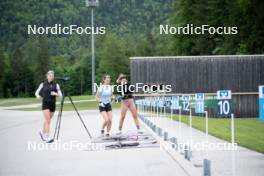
[122,83,134,100]
[40,80,58,103]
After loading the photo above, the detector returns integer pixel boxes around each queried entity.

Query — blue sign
[164,96,172,108]
[195,93,204,113]
[259,99,264,122]
[217,90,232,117]
[158,97,164,108]
[259,86,264,122]
[153,97,159,107]
[217,90,232,100]
[171,96,180,110]
[146,99,151,106]
[181,95,191,111]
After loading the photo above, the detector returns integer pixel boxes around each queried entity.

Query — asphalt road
[0,109,189,176]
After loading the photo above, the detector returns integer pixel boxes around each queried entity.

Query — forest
[0,0,263,97]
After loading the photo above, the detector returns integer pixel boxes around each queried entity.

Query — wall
[130,55,264,117]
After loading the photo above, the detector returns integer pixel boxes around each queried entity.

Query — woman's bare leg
[101,111,109,132]
[119,102,128,131]
[42,109,53,140]
[129,100,140,130]
[106,111,113,133]
[43,110,51,134]
[50,112,54,119]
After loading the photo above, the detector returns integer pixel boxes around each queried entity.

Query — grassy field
[0,95,95,107]
[0,97,39,106]
[172,115,264,153]
[13,101,121,111]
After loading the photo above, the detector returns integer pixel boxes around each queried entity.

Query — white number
[218,100,230,115]
[183,101,190,111]
[197,101,204,112]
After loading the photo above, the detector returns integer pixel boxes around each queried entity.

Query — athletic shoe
[105,133,110,137]
[137,129,144,134]
[99,130,105,137]
[44,133,50,141]
[46,138,54,143]
[39,131,46,142]
[45,136,50,142]
[116,130,122,135]
[101,130,105,135]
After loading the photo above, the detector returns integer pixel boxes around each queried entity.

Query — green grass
[0,95,95,107]
[69,95,95,101]
[172,115,264,153]
[0,97,39,106]
[14,101,120,111]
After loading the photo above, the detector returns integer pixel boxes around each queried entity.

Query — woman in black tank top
[35,71,62,142]
[116,73,142,134]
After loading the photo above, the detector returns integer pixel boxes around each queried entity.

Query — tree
[97,33,130,84]
[0,49,7,97]
[8,48,33,97]
[34,37,50,86]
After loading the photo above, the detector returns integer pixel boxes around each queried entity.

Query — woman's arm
[96,90,105,107]
[56,84,62,97]
[95,90,101,102]
[35,83,43,99]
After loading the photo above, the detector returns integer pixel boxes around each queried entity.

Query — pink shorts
[121,98,137,115]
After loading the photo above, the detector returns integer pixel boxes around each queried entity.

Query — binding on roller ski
[92,131,158,150]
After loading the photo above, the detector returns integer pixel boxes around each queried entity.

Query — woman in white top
[95,75,115,137]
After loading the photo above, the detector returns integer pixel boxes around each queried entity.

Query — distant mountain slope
[0,0,173,53]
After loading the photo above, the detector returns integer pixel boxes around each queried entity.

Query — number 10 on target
[217,90,232,117]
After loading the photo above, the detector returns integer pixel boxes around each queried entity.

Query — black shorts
[99,103,112,112]
[42,101,56,112]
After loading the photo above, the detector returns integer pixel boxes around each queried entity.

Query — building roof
[130,55,264,60]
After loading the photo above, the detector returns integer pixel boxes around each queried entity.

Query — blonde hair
[46,70,54,76]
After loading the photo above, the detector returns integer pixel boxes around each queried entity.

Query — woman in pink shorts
[116,74,142,134]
